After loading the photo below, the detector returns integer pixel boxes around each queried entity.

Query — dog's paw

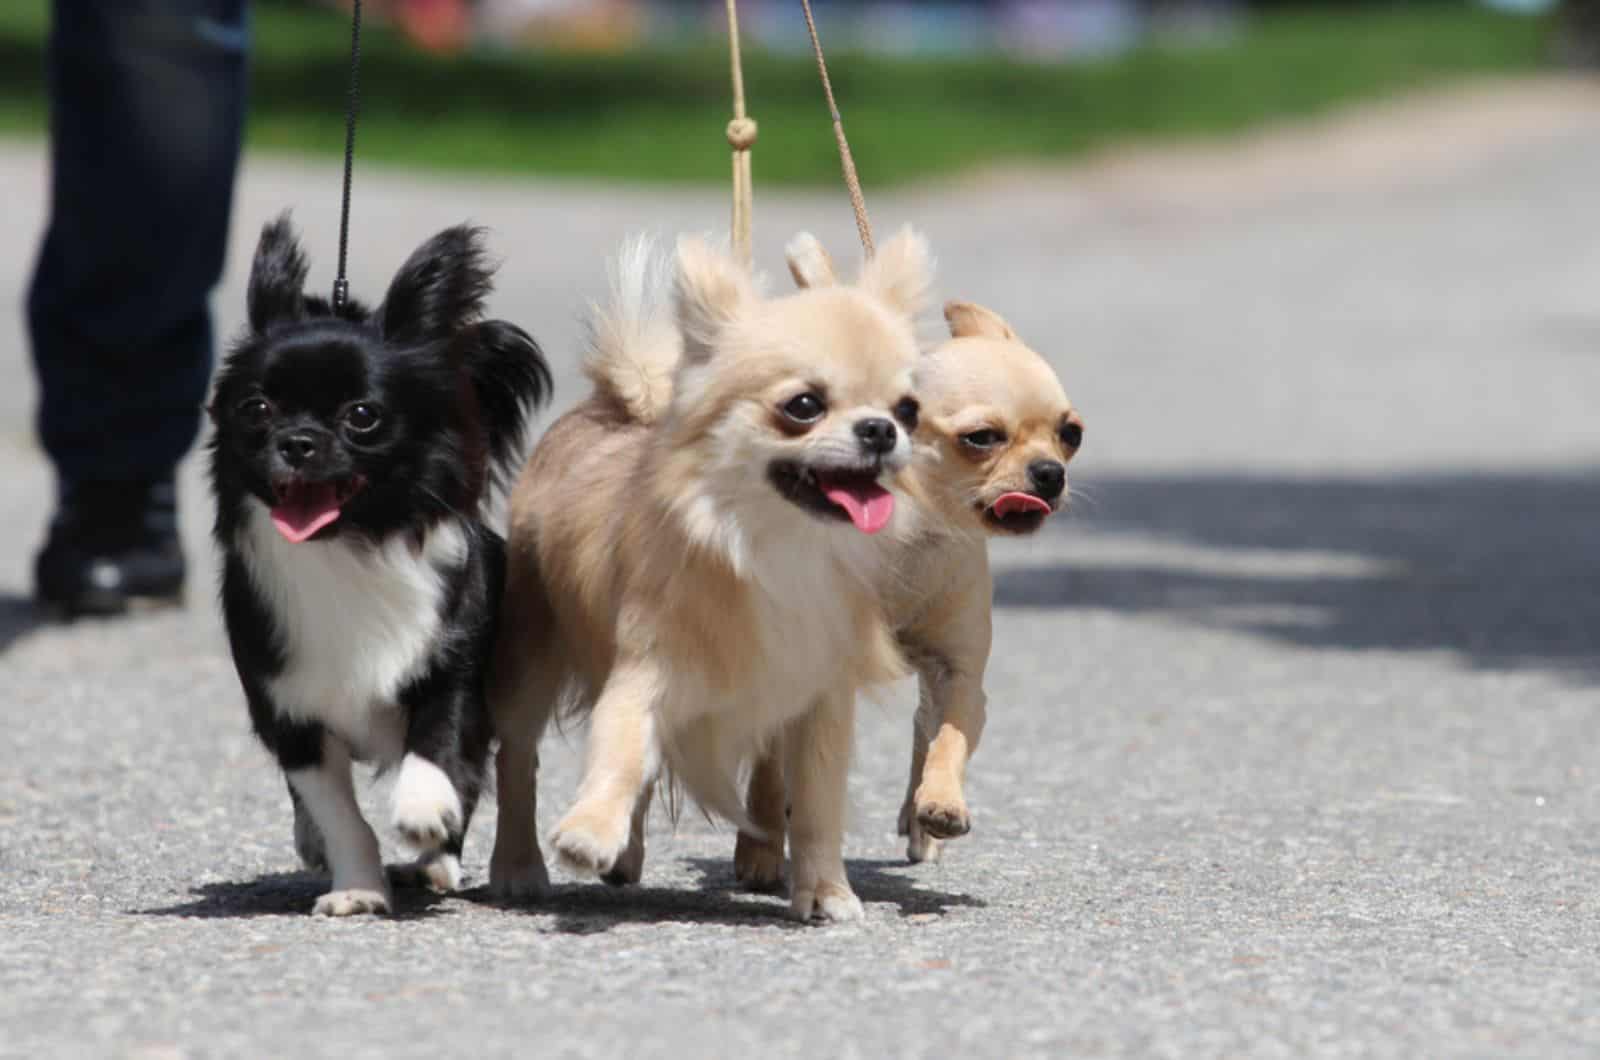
[600,833,645,888]
[913,788,971,842]
[789,879,864,924]
[488,854,551,903]
[312,888,391,917]
[734,831,786,892]
[550,806,627,877]
[390,852,462,893]
[898,797,941,863]
[390,754,463,852]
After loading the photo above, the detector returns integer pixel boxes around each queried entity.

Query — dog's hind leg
[289,779,328,872]
[287,736,391,917]
[734,745,787,891]
[785,690,862,923]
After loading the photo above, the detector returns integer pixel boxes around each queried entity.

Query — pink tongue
[271,483,344,543]
[992,491,1052,518]
[819,475,895,535]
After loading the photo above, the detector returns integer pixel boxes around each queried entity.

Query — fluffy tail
[583,236,681,425]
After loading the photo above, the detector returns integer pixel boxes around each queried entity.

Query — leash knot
[726,117,759,151]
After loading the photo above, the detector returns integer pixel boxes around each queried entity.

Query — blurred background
[0,0,1588,185]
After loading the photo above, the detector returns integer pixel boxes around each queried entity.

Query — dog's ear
[858,226,932,320]
[944,301,1017,341]
[454,320,552,493]
[247,213,310,333]
[674,235,756,363]
[785,232,838,290]
[379,225,493,344]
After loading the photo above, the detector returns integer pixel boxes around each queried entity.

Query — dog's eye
[1059,420,1084,449]
[236,397,273,428]
[344,403,383,435]
[893,396,920,431]
[781,393,826,424]
[960,428,1005,450]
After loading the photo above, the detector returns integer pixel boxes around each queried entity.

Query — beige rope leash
[725,0,758,267]
[798,0,874,258]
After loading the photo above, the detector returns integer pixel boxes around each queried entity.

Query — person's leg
[30,0,248,614]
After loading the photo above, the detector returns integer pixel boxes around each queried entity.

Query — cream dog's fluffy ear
[858,226,933,320]
[674,235,757,363]
[944,300,1017,341]
[785,232,838,290]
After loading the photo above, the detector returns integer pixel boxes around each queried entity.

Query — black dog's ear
[379,225,493,344]
[247,213,310,333]
[456,320,552,493]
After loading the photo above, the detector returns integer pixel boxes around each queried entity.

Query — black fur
[209,213,549,883]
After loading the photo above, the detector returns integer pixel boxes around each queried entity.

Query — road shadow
[134,869,453,920]
[0,594,49,655]
[471,878,799,934]
[685,854,986,918]
[999,470,1599,678]
[469,854,985,933]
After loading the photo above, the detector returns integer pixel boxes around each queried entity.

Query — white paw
[312,888,391,917]
[390,754,463,851]
[550,811,626,877]
[789,882,864,923]
[391,853,462,892]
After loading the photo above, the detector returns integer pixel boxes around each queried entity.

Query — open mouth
[981,490,1053,535]
[768,461,895,535]
[269,476,364,543]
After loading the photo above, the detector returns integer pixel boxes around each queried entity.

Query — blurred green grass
[0,2,1553,185]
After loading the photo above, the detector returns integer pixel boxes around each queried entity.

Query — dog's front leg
[286,734,391,916]
[786,690,862,923]
[900,569,993,863]
[550,659,662,878]
[389,678,492,894]
[904,673,987,863]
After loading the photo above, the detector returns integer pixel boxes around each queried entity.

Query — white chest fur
[239,504,467,758]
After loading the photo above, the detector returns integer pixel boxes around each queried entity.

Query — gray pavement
[2,79,1600,1058]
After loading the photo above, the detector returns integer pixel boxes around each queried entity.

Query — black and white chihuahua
[209,215,550,916]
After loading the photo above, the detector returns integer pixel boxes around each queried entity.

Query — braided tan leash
[725,0,758,267]
[798,0,874,258]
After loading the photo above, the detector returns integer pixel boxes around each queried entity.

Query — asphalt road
[2,80,1599,1058]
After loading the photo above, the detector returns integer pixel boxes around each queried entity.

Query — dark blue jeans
[28,0,249,485]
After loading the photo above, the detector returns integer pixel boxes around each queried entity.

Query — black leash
[332,0,364,310]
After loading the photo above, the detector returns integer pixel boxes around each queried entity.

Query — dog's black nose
[854,417,898,454]
[1028,460,1066,500]
[276,433,320,468]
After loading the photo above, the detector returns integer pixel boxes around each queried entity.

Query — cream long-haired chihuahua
[729,234,1085,887]
[488,231,933,921]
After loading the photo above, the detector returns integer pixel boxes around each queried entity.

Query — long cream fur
[489,231,934,922]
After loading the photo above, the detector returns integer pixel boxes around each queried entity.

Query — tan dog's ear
[858,226,932,320]
[944,301,1017,341]
[675,235,756,363]
[785,232,838,290]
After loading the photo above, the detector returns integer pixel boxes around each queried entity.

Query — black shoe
[34,478,186,617]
